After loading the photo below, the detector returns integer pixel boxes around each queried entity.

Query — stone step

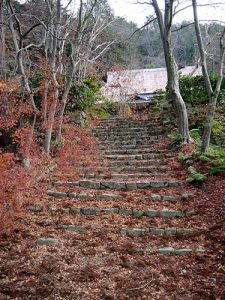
[93,131,163,137]
[79,173,172,179]
[36,236,205,255]
[102,149,171,155]
[107,159,169,167]
[93,128,163,134]
[47,190,194,201]
[40,205,196,218]
[63,166,172,173]
[100,138,164,145]
[98,143,165,150]
[104,153,174,160]
[58,224,197,234]
[52,179,182,190]
[96,136,164,142]
[95,135,162,141]
[97,119,152,124]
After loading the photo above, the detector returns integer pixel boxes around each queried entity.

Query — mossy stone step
[46,206,196,218]
[37,238,59,246]
[100,139,164,145]
[103,149,170,155]
[99,144,166,150]
[79,173,170,179]
[107,159,169,167]
[58,224,196,235]
[52,179,182,190]
[104,153,173,160]
[94,134,163,140]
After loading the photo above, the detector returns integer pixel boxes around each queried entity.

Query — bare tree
[150,0,191,143]
[192,0,225,152]
[0,0,6,79]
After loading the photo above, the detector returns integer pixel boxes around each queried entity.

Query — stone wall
[101,66,202,101]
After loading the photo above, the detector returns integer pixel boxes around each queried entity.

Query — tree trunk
[0,0,6,79]
[152,0,191,144]
[164,41,191,143]
[192,0,225,152]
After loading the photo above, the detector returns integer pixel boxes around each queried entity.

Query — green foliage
[179,75,225,104]
[179,142,225,179]
[187,166,207,183]
[206,146,225,174]
[92,100,117,117]
[167,134,184,151]
[146,63,156,69]
[189,129,202,145]
[69,77,101,112]
[211,117,225,146]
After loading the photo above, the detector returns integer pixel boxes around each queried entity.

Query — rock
[37,238,59,246]
[150,194,161,201]
[133,209,145,217]
[136,181,151,188]
[77,193,93,199]
[90,182,101,189]
[70,111,87,127]
[119,209,133,216]
[164,228,177,235]
[47,190,67,198]
[61,208,70,213]
[181,193,195,200]
[102,208,119,214]
[49,207,57,213]
[100,181,126,189]
[81,208,97,215]
[67,225,86,232]
[176,228,193,234]
[158,247,175,254]
[195,246,205,253]
[159,209,179,218]
[175,249,192,255]
[40,219,52,226]
[185,210,196,216]
[126,182,137,190]
[168,181,180,187]
[27,204,42,212]
[129,228,146,236]
[163,195,178,201]
[79,180,91,188]
[99,193,122,200]
[111,174,128,179]
[151,181,165,188]
[150,228,165,235]
[145,209,158,217]
[70,208,81,214]
[68,192,77,198]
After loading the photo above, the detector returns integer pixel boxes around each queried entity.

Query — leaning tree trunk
[192,0,225,152]
[152,0,191,144]
[163,38,191,143]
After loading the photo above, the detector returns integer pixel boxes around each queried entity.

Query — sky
[107,0,225,27]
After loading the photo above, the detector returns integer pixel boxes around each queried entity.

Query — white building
[101,66,202,102]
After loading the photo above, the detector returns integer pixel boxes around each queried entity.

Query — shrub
[179,75,225,104]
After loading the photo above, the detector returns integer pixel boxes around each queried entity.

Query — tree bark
[192,0,225,152]
[152,0,191,143]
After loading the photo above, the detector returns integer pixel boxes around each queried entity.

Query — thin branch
[172,20,225,32]
[129,17,157,39]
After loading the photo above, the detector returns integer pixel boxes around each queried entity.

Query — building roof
[101,66,202,101]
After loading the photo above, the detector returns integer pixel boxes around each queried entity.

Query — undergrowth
[178,130,225,184]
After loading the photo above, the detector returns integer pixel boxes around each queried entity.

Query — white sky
[107,0,225,27]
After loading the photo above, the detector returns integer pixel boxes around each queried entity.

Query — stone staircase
[34,115,204,255]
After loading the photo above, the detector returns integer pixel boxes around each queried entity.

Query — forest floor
[0,118,224,300]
